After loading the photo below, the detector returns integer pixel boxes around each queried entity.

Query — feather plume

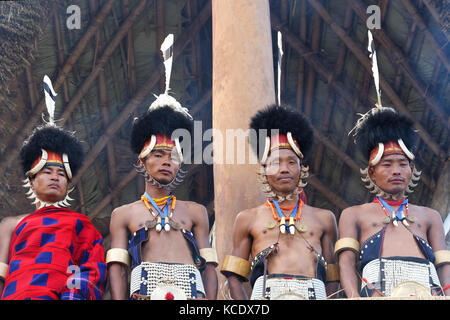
[161,34,174,95]
[367,30,382,108]
[277,31,283,106]
[43,75,57,124]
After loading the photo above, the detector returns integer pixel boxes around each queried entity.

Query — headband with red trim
[249,104,313,163]
[28,150,72,179]
[368,140,415,166]
[138,133,184,163]
[351,107,417,166]
[261,132,303,163]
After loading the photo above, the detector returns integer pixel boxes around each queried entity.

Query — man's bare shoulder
[235,203,266,222]
[340,202,376,218]
[304,204,337,227]
[0,214,28,235]
[177,200,212,225]
[178,200,206,212]
[408,203,439,214]
[111,200,142,218]
[177,200,208,219]
[305,204,334,217]
[408,203,442,221]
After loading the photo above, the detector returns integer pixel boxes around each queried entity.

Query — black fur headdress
[249,104,314,161]
[20,125,84,178]
[351,107,417,161]
[130,105,194,156]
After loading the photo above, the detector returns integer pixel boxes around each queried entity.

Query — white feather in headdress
[367,30,382,108]
[43,75,57,124]
[149,34,192,120]
[277,31,284,106]
[349,31,385,138]
[161,33,174,95]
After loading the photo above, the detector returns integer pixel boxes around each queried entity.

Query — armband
[334,237,360,257]
[106,248,130,268]
[0,262,8,280]
[326,263,339,282]
[434,250,450,267]
[199,248,218,267]
[220,255,251,281]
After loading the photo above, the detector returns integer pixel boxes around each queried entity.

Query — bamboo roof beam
[319,6,356,204]
[422,0,450,43]
[400,0,450,72]
[189,89,211,115]
[304,9,321,118]
[187,0,204,96]
[89,0,119,208]
[157,0,166,93]
[24,65,37,108]
[394,20,417,91]
[0,0,116,177]
[296,0,307,111]
[271,14,366,113]
[308,175,349,211]
[347,0,449,129]
[58,0,148,127]
[306,0,446,160]
[280,0,289,104]
[312,5,353,178]
[123,0,137,96]
[70,0,212,186]
[88,169,136,220]
[122,0,141,196]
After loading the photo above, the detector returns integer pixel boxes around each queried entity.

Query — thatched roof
[0,0,52,105]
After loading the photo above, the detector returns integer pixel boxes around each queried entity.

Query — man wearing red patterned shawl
[337,107,450,298]
[0,76,106,300]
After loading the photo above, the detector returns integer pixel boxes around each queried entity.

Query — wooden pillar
[212,0,274,299]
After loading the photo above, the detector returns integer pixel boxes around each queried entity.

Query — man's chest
[358,208,430,241]
[250,212,324,248]
[129,207,194,234]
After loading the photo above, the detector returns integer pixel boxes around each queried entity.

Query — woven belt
[130,262,205,299]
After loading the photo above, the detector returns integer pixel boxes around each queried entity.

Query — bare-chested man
[106,36,217,299]
[336,107,450,298]
[221,104,339,300]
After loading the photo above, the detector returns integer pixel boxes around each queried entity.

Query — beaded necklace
[141,192,176,232]
[265,197,305,234]
[374,196,413,227]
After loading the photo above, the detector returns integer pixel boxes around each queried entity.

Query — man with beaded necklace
[106,35,218,300]
[220,104,339,300]
[336,31,449,298]
[336,106,450,298]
